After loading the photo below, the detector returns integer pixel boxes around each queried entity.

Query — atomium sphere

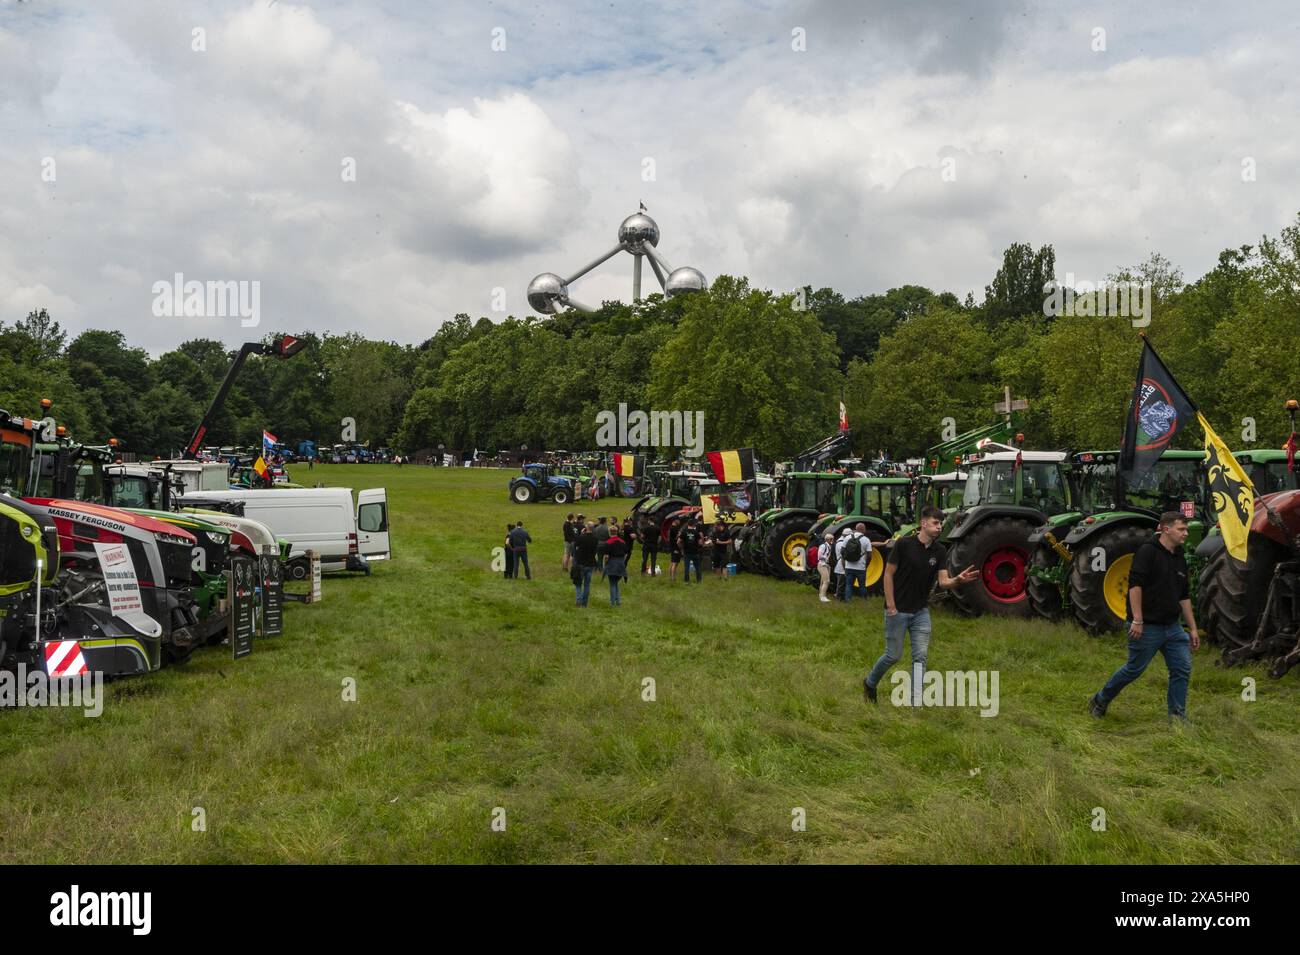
[527,272,568,314]
[665,266,706,297]
[618,213,660,253]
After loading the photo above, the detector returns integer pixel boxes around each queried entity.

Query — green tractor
[805,476,915,591]
[944,445,1073,616]
[1060,450,1210,634]
[749,471,846,580]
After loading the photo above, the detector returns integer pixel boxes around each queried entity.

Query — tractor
[943,444,1072,616]
[1196,402,1300,666]
[1198,487,1300,676]
[745,471,845,580]
[1061,450,1209,634]
[804,476,915,592]
[509,463,576,505]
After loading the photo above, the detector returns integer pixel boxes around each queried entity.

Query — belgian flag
[612,453,644,478]
[706,448,755,484]
[1200,413,1256,562]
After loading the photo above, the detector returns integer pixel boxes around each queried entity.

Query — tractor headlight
[207,531,229,547]
[156,531,192,547]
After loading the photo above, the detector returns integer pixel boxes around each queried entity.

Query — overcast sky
[2,0,1298,353]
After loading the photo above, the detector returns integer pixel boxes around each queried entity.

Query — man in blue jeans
[1090,512,1200,721]
[864,507,978,704]
[571,522,598,607]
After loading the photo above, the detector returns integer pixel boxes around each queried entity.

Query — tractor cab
[1233,449,1300,494]
[959,450,1071,516]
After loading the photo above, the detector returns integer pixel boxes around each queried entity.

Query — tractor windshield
[856,483,911,522]
[1076,464,1120,511]
[106,475,152,509]
[839,483,855,514]
[1125,459,1202,514]
[76,461,105,503]
[0,440,27,496]
[788,478,839,511]
[963,461,1068,513]
[1022,462,1069,514]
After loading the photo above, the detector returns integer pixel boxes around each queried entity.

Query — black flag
[1119,338,1198,485]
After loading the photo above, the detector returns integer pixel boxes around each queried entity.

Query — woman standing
[599,526,630,606]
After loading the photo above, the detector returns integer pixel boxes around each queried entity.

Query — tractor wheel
[511,482,535,504]
[738,525,763,574]
[948,517,1036,617]
[764,515,811,580]
[1197,546,1250,650]
[286,556,310,581]
[1068,523,1152,634]
[1027,541,1067,621]
[862,538,888,594]
[552,487,571,505]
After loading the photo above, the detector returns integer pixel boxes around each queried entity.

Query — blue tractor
[509,463,575,505]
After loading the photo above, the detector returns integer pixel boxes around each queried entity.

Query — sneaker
[1088,694,1106,719]
[819,595,831,603]
[863,678,877,704]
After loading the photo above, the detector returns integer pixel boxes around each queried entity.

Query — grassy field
[2,463,1298,864]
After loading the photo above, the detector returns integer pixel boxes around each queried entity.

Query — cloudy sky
[2,0,1297,352]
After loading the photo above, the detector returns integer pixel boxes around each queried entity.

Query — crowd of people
[501,504,1198,721]
[538,512,737,606]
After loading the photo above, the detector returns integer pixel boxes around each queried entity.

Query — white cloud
[1,0,1299,352]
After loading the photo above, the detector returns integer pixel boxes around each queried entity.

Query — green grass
[2,464,1298,863]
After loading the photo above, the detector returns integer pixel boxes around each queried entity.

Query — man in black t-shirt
[562,513,577,571]
[1089,512,1200,720]
[864,506,978,704]
[678,516,704,583]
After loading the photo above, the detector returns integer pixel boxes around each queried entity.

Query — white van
[179,487,390,576]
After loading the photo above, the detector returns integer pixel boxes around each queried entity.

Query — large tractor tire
[764,515,812,580]
[737,524,764,574]
[510,481,535,504]
[1197,546,1251,650]
[1027,541,1067,621]
[552,487,571,505]
[1068,523,1151,634]
[948,517,1036,617]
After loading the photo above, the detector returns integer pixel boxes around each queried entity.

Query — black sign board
[229,555,256,660]
[261,554,283,637]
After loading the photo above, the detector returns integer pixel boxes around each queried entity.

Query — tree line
[4,214,1298,460]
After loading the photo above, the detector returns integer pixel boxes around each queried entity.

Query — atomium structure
[527,207,706,314]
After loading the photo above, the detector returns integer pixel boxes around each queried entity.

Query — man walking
[864,507,978,704]
[508,521,533,580]
[572,522,598,607]
[1089,512,1199,721]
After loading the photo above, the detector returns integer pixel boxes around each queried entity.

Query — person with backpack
[598,525,630,606]
[817,531,835,603]
[571,522,599,607]
[839,523,871,602]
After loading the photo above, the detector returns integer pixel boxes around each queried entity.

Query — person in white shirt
[836,523,872,603]
[817,532,835,603]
